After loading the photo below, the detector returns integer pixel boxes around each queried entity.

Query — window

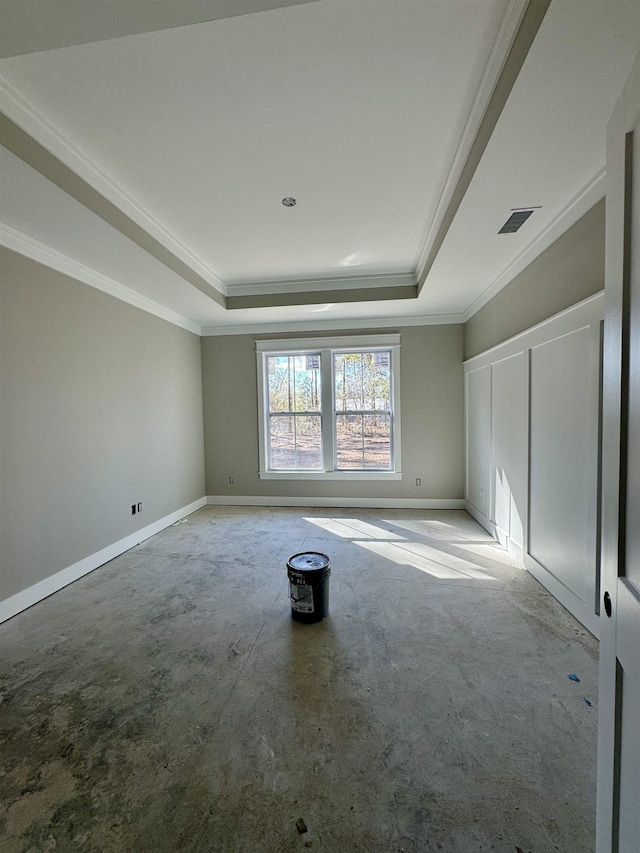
[256,335,401,479]
[264,354,323,471]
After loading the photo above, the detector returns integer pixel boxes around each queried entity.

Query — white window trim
[256,334,401,480]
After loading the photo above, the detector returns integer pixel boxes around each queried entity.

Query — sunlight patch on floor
[381,517,493,542]
[302,514,507,581]
[304,517,404,540]
[356,540,498,582]
[456,542,523,568]
[391,540,499,579]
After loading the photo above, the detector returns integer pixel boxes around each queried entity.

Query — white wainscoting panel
[465,365,491,519]
[491,352,527,561]
[464,292,603,635]
[529,327,594,604]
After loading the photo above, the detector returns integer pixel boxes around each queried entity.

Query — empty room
[1,1,639,851]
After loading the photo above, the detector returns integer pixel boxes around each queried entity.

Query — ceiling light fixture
[282,197,297,207]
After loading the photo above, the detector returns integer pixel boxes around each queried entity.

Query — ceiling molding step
[201,313,465,337]
[0,0,320,58]
[415,0,528,275]
[0,223,202,336]
[462,168,606,322]
[226,272,417,298]
[416,0,552,292]
[0,76,227,301]
[226,283,418,310]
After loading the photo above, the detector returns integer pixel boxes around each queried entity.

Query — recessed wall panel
[465,365,491,518]
[491,353,526,550]
[528,327,594,602]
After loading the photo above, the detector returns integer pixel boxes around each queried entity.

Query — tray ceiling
[1,0,639,333]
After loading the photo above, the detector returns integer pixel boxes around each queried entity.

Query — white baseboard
[0,497,206,624]
[206,495,465,509]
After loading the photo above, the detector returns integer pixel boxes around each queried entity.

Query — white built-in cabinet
[465,293,603,636]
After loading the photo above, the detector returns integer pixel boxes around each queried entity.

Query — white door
[596,52,640,853]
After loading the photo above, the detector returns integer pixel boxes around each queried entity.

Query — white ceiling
[1,0,639,334]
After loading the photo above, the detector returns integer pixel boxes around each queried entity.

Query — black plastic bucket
[287,552,331,623]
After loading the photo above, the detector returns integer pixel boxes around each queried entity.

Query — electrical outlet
[131,504,137,515]
[415,478,421,486]
[137,502,142,513]
[229,476,235,484]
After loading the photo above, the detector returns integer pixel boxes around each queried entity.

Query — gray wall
[0,248,205,602]
[202,325,465,501]
[464,199,605,359]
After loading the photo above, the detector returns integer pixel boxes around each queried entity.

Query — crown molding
[201,312,464,336]
[0,223,202,335]
[462,168,606,322]
[226,271,416,297]
[0,74,226,295]
[414,0,528,277]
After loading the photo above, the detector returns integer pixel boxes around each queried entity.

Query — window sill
[259,471,402,481]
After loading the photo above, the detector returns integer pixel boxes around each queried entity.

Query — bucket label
[290,581,314,614]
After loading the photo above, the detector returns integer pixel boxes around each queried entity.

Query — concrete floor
[0,507,598,853]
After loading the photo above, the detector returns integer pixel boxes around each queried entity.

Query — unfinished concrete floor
[0,507,598,852]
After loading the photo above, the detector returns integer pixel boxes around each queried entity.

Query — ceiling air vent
[498,208,535,234]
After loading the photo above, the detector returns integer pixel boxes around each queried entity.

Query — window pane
[334,351,390,411]
[305,354,320,370]
[336,413,391,469]
[363,414,391,468]
[369,353,391,410]
[269,414,322,470]
[267,356,289,412]
[334,352,362,411]
[268,355,321,413]
[336,413,363,468]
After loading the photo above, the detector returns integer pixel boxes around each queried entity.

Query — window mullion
[320,349,333,472]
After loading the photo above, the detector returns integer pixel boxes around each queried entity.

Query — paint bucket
[287,552,331,623]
